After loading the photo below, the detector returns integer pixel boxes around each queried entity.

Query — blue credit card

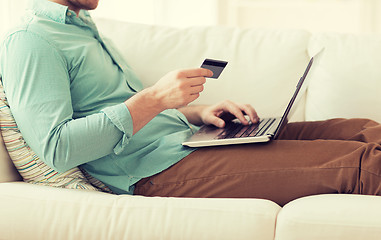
[201,59,228,79]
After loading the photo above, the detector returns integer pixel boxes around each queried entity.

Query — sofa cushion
[0,182,281,240]
[0,81,112,192]
[306,33,381,123]
[275,194,381,240]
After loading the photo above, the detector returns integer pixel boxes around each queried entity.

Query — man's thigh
[135,140,365,206]
[279,118,380,142]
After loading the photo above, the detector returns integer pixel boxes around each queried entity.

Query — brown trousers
[134,118,381,206]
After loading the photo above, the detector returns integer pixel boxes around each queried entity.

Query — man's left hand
[200,100,259,128]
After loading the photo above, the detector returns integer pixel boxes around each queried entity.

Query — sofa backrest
[95,18,311,122]
[306,33,381,123]
[95,18,381,124]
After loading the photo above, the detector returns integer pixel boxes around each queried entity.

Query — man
[1,0,381,206]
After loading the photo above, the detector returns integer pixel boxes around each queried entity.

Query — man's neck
[48,0,80,16]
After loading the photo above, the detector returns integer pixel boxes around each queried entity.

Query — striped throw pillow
[0,81,112,193]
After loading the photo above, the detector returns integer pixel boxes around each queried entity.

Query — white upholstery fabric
[95,19,311,121]
[306,33,381,123]
[275,194,381,240]
[0,182,280,240]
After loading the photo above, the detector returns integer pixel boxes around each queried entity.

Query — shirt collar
[27,0,90,24]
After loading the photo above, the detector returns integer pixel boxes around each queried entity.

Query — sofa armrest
[0,182,280,240]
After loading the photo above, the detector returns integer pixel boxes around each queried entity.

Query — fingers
[240,104,260,124]
[181,74,207,96]
[218,101,259,126]
[174,69,208,89]
[190,84,204,95]
[188,76,207,87]
[155,68,212,109]
[181,68,213,78]
[175,68,213,79]
[223,101,249,125]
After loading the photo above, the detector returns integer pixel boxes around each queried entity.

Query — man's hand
[200,100,260,128]
[179,101,259,128]
[149,68,213,110]
[125,68,212,135]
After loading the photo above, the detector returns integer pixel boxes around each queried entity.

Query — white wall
[222,0,381,34]
[91,0,157,25]
[0,0,29,39]
[91,0,219,27]
[1,0,381,36]
[91,0,381,34]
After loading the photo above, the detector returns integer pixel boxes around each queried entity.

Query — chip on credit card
[201,59,228,79]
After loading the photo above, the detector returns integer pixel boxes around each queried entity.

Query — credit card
[201,59,228,79]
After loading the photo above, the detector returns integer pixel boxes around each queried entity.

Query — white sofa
[1,18,381,240]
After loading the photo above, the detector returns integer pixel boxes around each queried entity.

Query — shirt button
[67,12,72,16]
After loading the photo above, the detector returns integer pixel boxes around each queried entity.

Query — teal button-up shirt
[0,0,197,194]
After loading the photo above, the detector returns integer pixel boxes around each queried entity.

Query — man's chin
[85,6,98,11]
[70,0,99,11]
[82,4,99,11]
[87,3,99,10]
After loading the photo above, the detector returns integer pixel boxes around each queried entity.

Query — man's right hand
[149,68,213,110]
[124,68,213,135]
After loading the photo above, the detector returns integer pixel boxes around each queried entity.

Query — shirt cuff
[101,103,133,155]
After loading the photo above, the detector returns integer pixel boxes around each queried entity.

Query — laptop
[182,51,321,147]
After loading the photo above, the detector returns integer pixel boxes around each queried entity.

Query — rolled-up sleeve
[101,103,133,155]
[0,31,133,172]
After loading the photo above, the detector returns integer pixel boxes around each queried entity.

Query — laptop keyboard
[216,118,276,139]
